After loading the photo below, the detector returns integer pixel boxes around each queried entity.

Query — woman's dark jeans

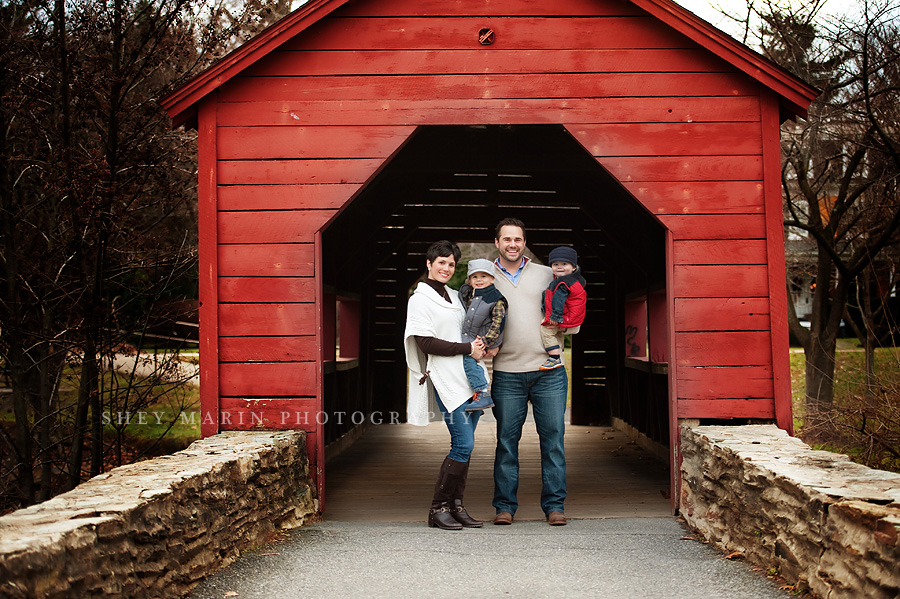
[435,390,482,462]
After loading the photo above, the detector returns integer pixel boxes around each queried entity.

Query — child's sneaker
[466,389,494,411]
[539,357,563,371]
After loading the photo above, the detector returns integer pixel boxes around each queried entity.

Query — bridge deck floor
[323,413,672,523]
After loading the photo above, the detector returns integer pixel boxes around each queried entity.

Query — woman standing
[404,240,485,530]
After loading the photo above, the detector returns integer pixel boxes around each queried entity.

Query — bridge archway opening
[321,125,670,512]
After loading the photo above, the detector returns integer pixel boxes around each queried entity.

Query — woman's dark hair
[426,240,461,264]
[495,217,526,240]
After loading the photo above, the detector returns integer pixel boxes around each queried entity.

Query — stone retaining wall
[680,424,900,599]
[0,431,316,599]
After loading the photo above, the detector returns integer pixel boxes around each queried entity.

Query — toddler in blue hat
[540,247,587,370]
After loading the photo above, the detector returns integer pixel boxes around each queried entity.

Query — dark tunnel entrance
[321,125,669,461]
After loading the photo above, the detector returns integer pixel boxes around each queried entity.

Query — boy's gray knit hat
[467,259,495,278]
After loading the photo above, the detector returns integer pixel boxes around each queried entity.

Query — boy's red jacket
[542,271,587,328]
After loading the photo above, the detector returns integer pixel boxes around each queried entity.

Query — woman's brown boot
[450,459,483,528]
[428,457,463,530]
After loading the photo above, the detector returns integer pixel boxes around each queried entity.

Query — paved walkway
[188,520,788,599]
[188,414,789,599]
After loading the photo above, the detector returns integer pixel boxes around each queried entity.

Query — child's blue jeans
[463,355,489,392]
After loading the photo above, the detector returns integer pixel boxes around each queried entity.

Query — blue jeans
[435,390,482,462]
[463,355,489,392]
[491,368,568,516]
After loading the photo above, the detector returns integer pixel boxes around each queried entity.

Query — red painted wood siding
[212,0,779,427]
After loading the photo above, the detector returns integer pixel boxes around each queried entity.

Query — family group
[404,218,587,530]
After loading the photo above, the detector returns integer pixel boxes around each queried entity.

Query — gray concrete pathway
[190,416,789,598]
[188,519,789,599]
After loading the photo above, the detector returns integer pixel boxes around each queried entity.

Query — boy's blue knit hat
[548,246,578,268]
[467,258,495,278]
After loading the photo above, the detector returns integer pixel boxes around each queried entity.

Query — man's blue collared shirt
[495,257,528,285]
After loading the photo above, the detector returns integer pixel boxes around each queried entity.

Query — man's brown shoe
[493,511,513,525]
[547,511,567,526]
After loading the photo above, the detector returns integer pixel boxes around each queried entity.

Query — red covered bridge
[162,0,816,508]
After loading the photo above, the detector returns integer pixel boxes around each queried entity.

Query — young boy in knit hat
[540,246,587,371]
[458,259,508,411]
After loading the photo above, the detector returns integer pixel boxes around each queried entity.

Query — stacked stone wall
[680,424,900,599]
[0,431,316,599]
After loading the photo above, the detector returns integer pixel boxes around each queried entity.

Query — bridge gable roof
[161,0,817,128]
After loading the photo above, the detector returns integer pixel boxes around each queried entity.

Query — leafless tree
[710,0,900,437]
[725,0,899,433]
[0,0,297,511]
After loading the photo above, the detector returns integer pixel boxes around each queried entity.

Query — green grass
[789,350,806,431]
[0,357,201,456]
[791,344,900,472]
[102,402,200,445]
[791,346,900,409]
[97,369,200,450]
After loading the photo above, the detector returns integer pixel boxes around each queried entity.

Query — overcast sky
[674,0,746,28]
[673,0,856,39]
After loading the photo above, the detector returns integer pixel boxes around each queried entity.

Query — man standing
[490,218,568,526]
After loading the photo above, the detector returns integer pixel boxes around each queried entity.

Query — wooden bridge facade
[162,0,817,507]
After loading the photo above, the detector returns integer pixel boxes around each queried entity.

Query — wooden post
[761,91,794,435]
[198,95,219,438]
[666,230,680,514]
[315,230,326,508]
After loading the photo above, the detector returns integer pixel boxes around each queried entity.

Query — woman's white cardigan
[404,281,473,426]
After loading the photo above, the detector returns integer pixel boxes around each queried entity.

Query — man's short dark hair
[426,240,461,264]
[495,218,526,240]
